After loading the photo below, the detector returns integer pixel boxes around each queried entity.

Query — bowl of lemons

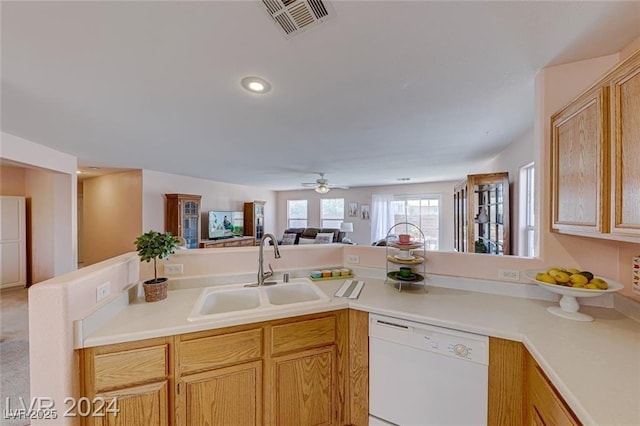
[524,267,623,322]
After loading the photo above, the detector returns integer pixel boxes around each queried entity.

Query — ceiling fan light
[315,184,330,194]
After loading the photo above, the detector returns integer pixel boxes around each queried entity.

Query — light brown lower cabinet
[178,361,262,425]
[526,351,580,426]
[79,336,173,426]
[487,337,581,426]
[79,309,370,426]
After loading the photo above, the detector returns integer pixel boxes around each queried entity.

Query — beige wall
[83,170,143,265]
[142,169,277,240]
[276,181,457,248]
[489,128,535,255]
[1,132,77,281]
[0,165,26,195]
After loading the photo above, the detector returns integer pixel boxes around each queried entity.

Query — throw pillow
[298,237,316,245]
[281,233,297,245]
[314,232,334,244]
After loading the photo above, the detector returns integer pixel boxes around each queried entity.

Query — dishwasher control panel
[370,313,488,365]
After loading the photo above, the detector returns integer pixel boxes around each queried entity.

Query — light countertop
[82,275,640,426]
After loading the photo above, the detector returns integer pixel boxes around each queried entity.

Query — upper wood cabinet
[550,85,610,235]
[165,194,201,249]
[610,52,640,238]
[550,48,640,243]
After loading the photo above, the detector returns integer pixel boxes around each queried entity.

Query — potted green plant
[134,230,181,302]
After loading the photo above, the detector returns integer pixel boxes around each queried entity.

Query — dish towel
[334,279,365,299]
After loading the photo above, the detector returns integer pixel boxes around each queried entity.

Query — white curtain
[371,193,395,243]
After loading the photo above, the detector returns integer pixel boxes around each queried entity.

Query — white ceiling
[2,1,640,190]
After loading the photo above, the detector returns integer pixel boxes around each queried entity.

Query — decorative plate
[387,255,424,265]
[388,242,422,250]
[387,271,425,282]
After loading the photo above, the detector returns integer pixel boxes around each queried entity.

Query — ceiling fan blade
[328,185,350,189]
[301,183,318,187]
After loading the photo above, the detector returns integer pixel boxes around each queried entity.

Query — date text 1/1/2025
[3,397,119,420]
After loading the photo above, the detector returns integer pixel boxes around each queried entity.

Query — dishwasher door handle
[375,319,409,330]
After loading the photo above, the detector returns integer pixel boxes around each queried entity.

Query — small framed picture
[348,202,358,217]
[360,204,370,220]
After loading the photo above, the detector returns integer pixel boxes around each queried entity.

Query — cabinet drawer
[180,328,262,375]
[528,363,579,426]
[271,316,336,355]
[93,345,168,392]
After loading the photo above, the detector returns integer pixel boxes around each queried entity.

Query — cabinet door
[526,355,579,426]
[181,199,200,248]
[270,346,337,426]
[611,55,640,238]
[92,381,169,426]
[178,361,262,426]
[551,86,609,235]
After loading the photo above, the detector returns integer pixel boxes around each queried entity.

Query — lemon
[590,277,608,290]
[551,271,571,284]
[538,273,557,285]
[572,282,586,288]
[586,283,598,290]
[569,274,588,285]
[567,268,580,275]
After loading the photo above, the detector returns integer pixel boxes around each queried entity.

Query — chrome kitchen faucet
[246,233,280,287]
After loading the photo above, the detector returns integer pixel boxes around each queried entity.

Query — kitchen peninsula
[28,245,640,426]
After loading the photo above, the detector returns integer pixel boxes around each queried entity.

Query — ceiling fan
[301,173,349,193]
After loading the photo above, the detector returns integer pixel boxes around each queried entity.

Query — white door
[1,196,27,288]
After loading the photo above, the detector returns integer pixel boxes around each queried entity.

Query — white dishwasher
[369,313,489,426]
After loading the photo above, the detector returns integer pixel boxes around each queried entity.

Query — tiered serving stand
[384,222,427,292]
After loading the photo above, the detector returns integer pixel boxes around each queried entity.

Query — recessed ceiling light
[397,177,411,181]
[241,76,271,94]
[76,170,82,174]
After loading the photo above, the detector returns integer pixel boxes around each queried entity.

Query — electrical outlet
[164,264,184,275]
[96,282,111,302]
[347,255,360,264]
[498,269,520,280]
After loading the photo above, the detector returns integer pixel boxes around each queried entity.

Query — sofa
[282,227,344,244]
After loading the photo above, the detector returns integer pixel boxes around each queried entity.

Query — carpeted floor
[1,287,30,426]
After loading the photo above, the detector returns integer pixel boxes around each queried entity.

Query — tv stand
[199,236,255,248]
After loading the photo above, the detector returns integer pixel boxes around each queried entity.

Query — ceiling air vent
[261,0,335,38]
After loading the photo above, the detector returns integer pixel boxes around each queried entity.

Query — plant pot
[142,277,169,302]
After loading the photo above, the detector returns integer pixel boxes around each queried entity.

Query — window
[391,196,440,250]
[320,199,344,228]
[287,200,308,228]
[520,163,536,257]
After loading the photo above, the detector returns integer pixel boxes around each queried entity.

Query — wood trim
[487,337,525,425]
[348,309,369,426]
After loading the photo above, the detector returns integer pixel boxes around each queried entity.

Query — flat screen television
[208,211,244,239]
